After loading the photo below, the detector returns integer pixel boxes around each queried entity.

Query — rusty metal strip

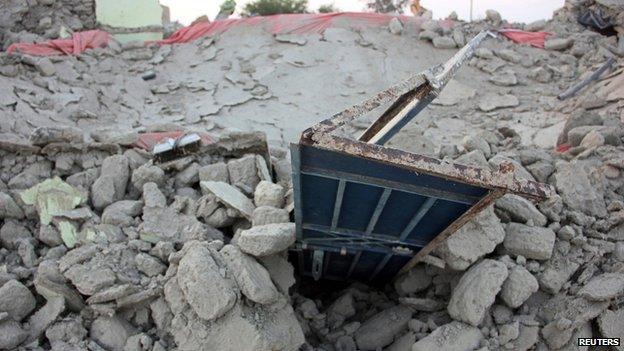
[304,134,553,199]
[397,189,506,275]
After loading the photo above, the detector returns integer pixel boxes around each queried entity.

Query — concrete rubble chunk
[433,36,457,49]
[436,206,505,270]
[553,161,607,218]
[132,163,166,189]
[252,206,290,226]
[353,306,412,350]
[500,265,539,308]
[545,38,573,51]
[503,223,555,260]
[141,206,220,244]
[326,293,356,329]
[598,309,624,351]
[20,177,87,248]
[254,180,285,208]
[0,279,37,321]
[394,266,432,295]
[227,155,260,195]
[135,253,166,277]
[102,200,143,226]
[399,297,445,312]
[478,94,519,112]
[412,321,483,351]
[29,126,83,146]
[0,192,25,219]
[199,162,229,183]
[388,17,403,35]
[0,220,32,250]
[237,223,296,257]
[0,319,28,349]
[142,182,166,208]
[220,244,279,304]
[200,181,255,220]
[24,296,65,345]
[495,194,548,226]
[64,264,117,296]
[259,254,295,294]
[177,242,238,321]
[90,315,136,351]
[578,273,624,301]
[448,259,508,326]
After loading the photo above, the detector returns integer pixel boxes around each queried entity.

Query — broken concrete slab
[24,296,65,345]
[353,306,411,350]
[176,242,238,321]
[435,206,505,270]
[0,319,28,349]
[412,321,482,351]
[237,223,295,257]
[598,309,624,351]
[495,194,548,226]
[220,244,279,305]
[254,180,285,208]
[0,192,25,219]
[393,266,432,295]
[0,279,36,321]
[252,206,290,226]
[90,315,136,351]
[478,94,519,112]
[200,181,255,220]
[503,223,556,260]
[448,259,508,326]
[500,265,539,309]
[553,161,607,218]
[578,273,624,301]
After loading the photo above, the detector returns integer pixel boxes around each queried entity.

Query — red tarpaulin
[154,12,422,45]
[7,30,111,56]
[498,29,551,48]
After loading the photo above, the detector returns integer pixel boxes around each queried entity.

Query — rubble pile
[0,1,623,350]
[0,0,96,49]
[0,127,305,350]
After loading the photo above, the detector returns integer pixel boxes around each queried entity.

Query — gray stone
[478,94,519,112]
[24,296,65,345]
[150,241,174,262]
[399,297,445,312]
[412,321,482,351]
[353,306,411,350]
[135,253,166,277]
[198,162,229,183]
[227,155,260,195]
[252,206,290,226]
[598,309,624,351]
[35,57,56,76]
[499,321,520,345]
[448,259,508,326]
[0,279,36,321]
[386,332,414,351]
[504,223,555,260]
[90,316,136,351]
[141,206,218,244]
[326,293,356,329]
[485,9,502,25]
[545,38,573,51]
[462,134,491,158]
[578,273,624,301]
[92,155,129,210]
[259,254,295,294]
[436,206,505,270]
[64,265,116,296]
[221,244,279,304]
[131,163,165,189]
[38,224,63,247]
[102,200,142,226]
[124,333,153,351]
[495,194,548,226]
[489,71,518,86]
[388,17,403,35]
[418,30,438,41]
[496,49,522,63]
[0,220,31,250]
[0,192,25,219]
[433,36,456,49]
[200,181,255,220]
[142,182,166,208]
[525,19,547,31]
[553,161,607,218]
[237,223,296,257]
[0,319,27,349]
[489,155,535,181]
[500,265,538,308]
[254,181,285,208]
[174,162,200,188]
[529,66,553,83]
[177,242,237,321]
[455,150,489,168]
[394,266,431,295]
